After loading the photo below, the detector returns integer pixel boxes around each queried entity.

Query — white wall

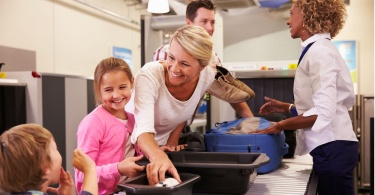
[0,0,147,77]
[225,30,300,61]
[1,0,373,107]
[224,0,374,95]
[1,0,372,93]
[212,12,224,61]
[336,0,374,95]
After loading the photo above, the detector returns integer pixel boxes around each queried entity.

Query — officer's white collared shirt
[294,33,358,155]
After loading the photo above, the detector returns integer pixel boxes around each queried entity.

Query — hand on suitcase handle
[251,122,282,135]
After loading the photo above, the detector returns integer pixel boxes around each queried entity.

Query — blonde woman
[126,25,252,185]
[153,0,255,109]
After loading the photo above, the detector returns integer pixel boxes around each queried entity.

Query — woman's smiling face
[287,3,305,40]
[166,39,203,87]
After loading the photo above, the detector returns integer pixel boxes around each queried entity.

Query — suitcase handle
[213,144,260,152]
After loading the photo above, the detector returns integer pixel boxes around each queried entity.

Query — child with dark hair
[0,124,97,195]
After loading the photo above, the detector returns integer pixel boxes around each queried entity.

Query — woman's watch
[289,104,298,117]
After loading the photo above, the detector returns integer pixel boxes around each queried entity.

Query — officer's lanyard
[291,41,316,117]
[298,41,316,65]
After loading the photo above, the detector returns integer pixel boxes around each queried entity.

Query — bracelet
[288,104,294,113]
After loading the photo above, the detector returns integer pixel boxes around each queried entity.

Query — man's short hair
[186,0,216,22]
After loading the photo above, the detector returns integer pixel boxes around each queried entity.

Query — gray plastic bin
[117,173,200,195]
[135,151,269,195]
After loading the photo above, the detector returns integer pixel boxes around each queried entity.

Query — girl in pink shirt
[75,57,145,194]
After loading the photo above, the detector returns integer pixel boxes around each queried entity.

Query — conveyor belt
[246,155,313,195]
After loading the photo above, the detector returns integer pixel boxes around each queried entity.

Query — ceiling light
[147,0,170,14]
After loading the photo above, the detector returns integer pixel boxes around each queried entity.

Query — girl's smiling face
[100,70,133,119]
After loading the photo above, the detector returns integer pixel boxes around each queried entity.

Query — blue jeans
[310,140,358,195]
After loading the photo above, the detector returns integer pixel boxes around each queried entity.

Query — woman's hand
[135,133,181,186]
[252,122,282,135]
[160,144,187,152]
[145,151,181,186]
[259,96,290,115]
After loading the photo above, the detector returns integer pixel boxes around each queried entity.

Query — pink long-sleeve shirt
[75,105,134,195]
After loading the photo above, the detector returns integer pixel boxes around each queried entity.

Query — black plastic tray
[117,173,200,195]
[137,151,269,195]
